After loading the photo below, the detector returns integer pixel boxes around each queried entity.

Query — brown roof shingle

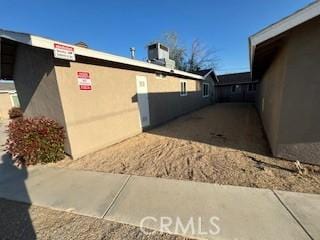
[217,72,252,85]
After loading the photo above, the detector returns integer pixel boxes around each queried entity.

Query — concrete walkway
[0,152,319,240]
[0,120,8,151]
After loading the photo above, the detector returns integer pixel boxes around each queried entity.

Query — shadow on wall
[146,103,272,156]
[132,90,213,130]
[0,152,36,239]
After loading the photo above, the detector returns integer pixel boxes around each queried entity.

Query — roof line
[0,29,203,80]
[216,81,258,86]
[217,71,250,77]
[203,69,214,79]
[249,1,320,69]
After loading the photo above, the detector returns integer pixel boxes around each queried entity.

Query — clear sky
[0,0,314,74]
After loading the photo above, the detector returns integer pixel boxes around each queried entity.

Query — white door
[136,76,150,128]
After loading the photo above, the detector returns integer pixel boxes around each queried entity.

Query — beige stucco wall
[13,44,71,152]
[147,74,211,127]
[54,62,142,158]
[276,18,320,164]
[258,17,320,164]
[0,93,12,119]
[257,46,288,153]
[54,60,211,159]
[12,43,211,159]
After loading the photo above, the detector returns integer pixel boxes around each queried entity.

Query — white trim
[203,69,214,79]
[9,92,19,107]
[202,83,209,98]
[0,90,16,93]
[136,75,150,128]
[249,1,320,69]
[180,80,187,96]
[0,29,203,80]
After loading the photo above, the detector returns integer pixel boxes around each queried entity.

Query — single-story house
[250,1,320,165]
[215,72,258,103]
[0,80,19,119]
[193,68,218,103]
[0,30,215,159]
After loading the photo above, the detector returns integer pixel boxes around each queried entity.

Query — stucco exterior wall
[258,18,320,164]
[147,75,211,127]
[13,44,71,152]
[54,60,210,159]
[0,93,12,119]
[257,46,288,154]
[216,84,256,103]
[11,43,211,159]
[276,19,320,164]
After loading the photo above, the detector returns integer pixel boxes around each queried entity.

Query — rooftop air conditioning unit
[148,43,169,60]
[147,43,175,69]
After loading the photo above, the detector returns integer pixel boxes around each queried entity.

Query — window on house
[202,83,209,97]
[248,83,256,92]
[155,72,166,79]
[180,81,187,96]
[231,85,240,93]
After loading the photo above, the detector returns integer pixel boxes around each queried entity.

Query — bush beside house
[6,117,65,165]
[8,107,23,119]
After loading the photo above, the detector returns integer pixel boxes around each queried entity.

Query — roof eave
[249,1,320,77]
[0,29,203,80]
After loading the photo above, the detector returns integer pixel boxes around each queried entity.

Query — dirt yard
[52,103,320,194]
[0,199,190,240]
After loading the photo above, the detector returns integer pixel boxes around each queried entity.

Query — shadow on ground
[0,152,35,240]
[148,103,272,156]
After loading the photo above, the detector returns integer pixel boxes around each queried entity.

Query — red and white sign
[54,43,75,61]
[77,72,92,90]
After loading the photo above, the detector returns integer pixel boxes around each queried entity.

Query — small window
[231,85,241,93]
[248,83,256,92]
[202,83,209,97]
[180,81,187,96]
[155,72,166,79]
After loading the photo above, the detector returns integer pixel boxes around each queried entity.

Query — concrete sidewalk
[0,152,319,240]
[0,120,8,151]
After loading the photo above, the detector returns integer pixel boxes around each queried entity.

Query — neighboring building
[0,81,19,120]
[193,68,218,103]
[0,29,214,159]
[250,1,320,165]
[215,72,257,103]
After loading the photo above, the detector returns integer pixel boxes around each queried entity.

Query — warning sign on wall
[54,43,75,61]
[77,72,92,90]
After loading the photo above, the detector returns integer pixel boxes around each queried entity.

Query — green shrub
[8,107,23,119]
[6,117,65,165]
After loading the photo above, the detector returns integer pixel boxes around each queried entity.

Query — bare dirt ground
[0,198,190,240]
[52,103,320,194]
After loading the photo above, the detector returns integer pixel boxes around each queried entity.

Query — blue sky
[0,0,314,74]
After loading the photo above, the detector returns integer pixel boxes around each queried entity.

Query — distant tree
[185,39,218,72]
[149,32,218,72]
[149,32,186,70]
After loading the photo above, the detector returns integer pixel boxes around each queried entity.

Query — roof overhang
[0,29,203,80]
[249,1,320,79]
[203,68,219,83]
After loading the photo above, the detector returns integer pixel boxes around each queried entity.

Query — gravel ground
[0,198,191,240]
[51,103,320,194]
